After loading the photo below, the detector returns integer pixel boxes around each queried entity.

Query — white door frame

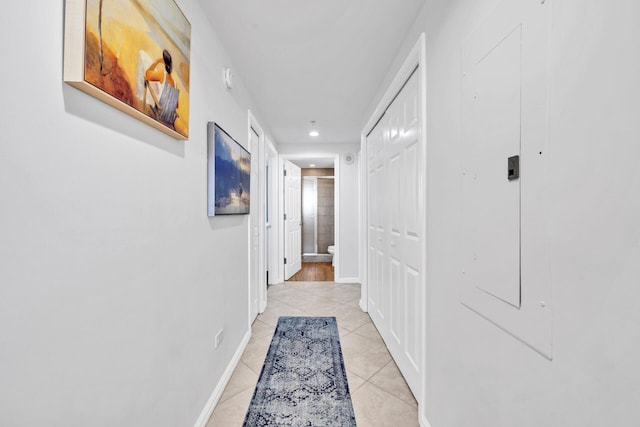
[278,154,340,282]
[360,33,429,426]
[265,138,280,285]
[248,111,267,321]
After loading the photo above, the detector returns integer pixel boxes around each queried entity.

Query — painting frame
[63,0,191,140]
[207,122,251,216]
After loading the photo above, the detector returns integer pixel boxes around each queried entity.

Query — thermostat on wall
[223,67,233,89]
[344,153,355,164]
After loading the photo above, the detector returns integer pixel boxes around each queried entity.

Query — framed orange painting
[64,0,191,140]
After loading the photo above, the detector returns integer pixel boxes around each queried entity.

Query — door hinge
[284,258,287,265]
[284,213,287,220]
[283,169,287,177]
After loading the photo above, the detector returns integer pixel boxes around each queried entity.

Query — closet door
[367,121,385,321]
[366,69,422,395]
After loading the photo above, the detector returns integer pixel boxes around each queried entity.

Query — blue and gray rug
[243,316,357,426]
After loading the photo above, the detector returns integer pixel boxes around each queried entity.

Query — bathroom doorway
[284,157,336,282]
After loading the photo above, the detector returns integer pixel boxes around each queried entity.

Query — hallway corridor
[206,282,419,426]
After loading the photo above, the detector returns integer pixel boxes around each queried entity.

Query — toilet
[327,245,335,267]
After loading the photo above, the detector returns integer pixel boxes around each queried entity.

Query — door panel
[284,160,302,280]
[366,69,422,395]
[389,154,401,234]
[405,266,419,370]
[376,249,385,319]
[390,258,401,343]
[405,141,420,238]
[367,119,383,313]
[462,23,522,308]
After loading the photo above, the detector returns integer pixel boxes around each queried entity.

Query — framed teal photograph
[207,123,251,216]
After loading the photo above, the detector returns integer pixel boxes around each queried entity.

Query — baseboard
[192,329,252,427]
[335,277,360,284]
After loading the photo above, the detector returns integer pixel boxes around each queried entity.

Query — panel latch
[508,155,520,181]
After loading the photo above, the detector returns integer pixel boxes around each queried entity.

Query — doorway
[302,175,334,260]
[281,155,338,282]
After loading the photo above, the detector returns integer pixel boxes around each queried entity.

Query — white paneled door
[284,160,302,280]
[366,68,422,395]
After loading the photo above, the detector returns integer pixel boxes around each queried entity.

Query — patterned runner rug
[243,316,357,426]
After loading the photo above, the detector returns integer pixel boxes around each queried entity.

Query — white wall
[0,2,269,426]
[368,1,640,426]
[277,143,360,282]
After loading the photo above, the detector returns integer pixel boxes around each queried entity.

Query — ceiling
[200,0,425,145]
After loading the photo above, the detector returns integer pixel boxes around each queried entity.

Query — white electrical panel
[460,0,552,359]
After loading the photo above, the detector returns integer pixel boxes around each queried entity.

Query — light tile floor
[206,281,420,427]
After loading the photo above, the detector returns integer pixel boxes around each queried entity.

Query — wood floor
[287,262,334,282]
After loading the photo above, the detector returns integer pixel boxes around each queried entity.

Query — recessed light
[309,164,316,167]
[309,120,319,137]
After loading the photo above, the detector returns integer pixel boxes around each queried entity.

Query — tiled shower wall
[316,178,334,254]
[301,169,335,254]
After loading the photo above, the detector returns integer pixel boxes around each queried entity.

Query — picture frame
[207,122,251,216]
[64,0,191,140]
